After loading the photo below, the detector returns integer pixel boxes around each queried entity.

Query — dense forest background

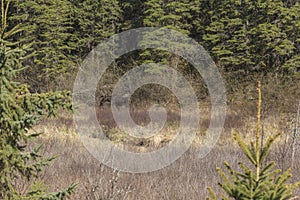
[1,0,300,198]
[4,0,300,108]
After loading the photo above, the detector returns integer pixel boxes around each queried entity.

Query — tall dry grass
[20,101,300,199]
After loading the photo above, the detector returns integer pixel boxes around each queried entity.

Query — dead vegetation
[22,100,300,199]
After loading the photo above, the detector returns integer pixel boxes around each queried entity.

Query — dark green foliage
[0,0,76,198]
[207,82,300,200]
[8,0,123,91]
[70,0,122,58]
[202,0,300,77]
[9,0,77,91]
[120,0,144,30]
[0,0,298,94]
[141,0,199,71]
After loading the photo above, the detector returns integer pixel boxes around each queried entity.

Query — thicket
[3,0,300,102]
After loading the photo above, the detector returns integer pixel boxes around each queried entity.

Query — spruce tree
[202,0,254,74]
[70,0,122,58]
[120,0,144,30]
[0,0,76,198]
[202,0,299,78]
[281,2,300,75]
[207,81,300,200]
[9,0,76,91]
[141,0,199,69]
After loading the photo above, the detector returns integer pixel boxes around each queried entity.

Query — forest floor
[21,102,300,199]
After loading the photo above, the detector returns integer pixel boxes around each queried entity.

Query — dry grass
[22,102,300,199]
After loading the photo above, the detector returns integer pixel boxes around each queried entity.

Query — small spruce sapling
[207,81,300,200]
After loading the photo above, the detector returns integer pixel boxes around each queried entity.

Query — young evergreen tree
[207,81,300,200]
[0,0,76,198]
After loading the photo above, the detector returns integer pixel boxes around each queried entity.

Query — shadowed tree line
[3,0,299,100]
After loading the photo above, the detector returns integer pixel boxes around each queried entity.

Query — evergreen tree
[120,0,144,30]
[141,0,199,68]
[202,0,255,74]
[70,0,122,58]
[281,2,300,75]
[0,0,297,105]
[0,0,76,198]
[202,0,299,78]
[143,0,198,34]
[9,0,76,91]
[207,81,300,200]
